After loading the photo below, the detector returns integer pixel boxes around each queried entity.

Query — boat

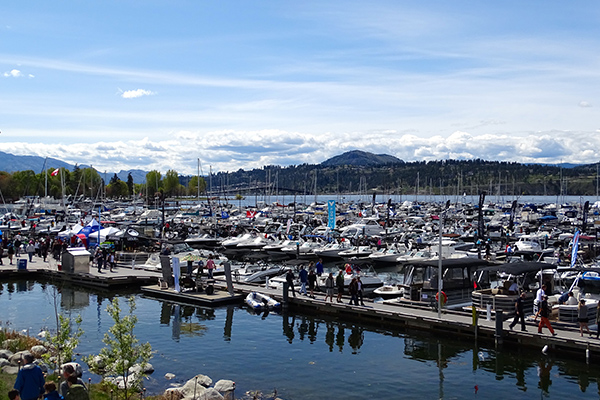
[185,233,223,249]
[245,291,281,311]
[233,263,285,283]
[373,283,404,299]
[339,217,384,239]
[471,261,555,315]
[338,245,373,259]
[313,241,352,259]
[401,258,491,308]
[368,246,407,263]
[317,263,384,294]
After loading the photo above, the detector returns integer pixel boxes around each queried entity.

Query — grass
[0,374,154,400]
[0,329,43,354]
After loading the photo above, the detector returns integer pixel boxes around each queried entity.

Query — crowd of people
[285,259,367,306]
[9,355,89,400]
[0,233,64,266]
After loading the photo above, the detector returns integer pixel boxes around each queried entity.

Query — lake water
[2,279,599,399]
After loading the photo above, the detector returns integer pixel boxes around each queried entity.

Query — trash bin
[17,259,27,270]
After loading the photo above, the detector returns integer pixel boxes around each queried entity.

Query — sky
[1,1,599,175]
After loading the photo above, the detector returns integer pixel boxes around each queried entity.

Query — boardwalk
[2,252,600,360]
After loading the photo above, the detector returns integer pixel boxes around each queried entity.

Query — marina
[3,194,600,397]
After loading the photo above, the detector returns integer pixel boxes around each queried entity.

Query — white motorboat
[373,284,404,299]
[317,264,384,294]
[236,235,273,250]
[281,240,324,257]
[396,250,435,264]
[245,292,281,311]
[233,263,285,283]
[263,239,295,254]
[221,232,257,250]
[338,245,373,259]
[185,233,223,249]
[313,241,352,259]
[368,246,407,263]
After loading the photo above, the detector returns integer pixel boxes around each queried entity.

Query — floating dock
[2,254,600,360]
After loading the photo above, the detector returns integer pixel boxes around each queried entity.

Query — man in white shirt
[534,284,547,314]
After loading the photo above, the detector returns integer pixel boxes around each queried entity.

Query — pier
[2,254,600,362]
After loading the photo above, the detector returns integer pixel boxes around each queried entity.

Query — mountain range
[0,149,405,183]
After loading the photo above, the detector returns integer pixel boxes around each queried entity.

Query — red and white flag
[51,168,60,176]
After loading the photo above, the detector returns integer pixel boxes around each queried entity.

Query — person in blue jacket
[14,354,45,400]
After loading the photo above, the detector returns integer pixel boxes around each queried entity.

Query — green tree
[42,286,84,370]
[126,173,134,196]
[42,314,84,369]
[163,169,180,197]
[145,170,161,198]
[235,193,244,211]
[84,297,152,400]
[187,176,206,196]
[106,180,129,198]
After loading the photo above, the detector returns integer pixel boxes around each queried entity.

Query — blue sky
[1,1,599,175]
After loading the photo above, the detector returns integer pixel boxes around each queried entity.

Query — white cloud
[121,89,155,99]
[3,69,22,77]
[3,127,600,176]
[579,101,592,108]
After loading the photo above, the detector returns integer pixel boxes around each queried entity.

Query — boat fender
[435,291,447,306]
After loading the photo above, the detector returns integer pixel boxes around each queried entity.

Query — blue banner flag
[327,200,336,229]
[570,230,580,268]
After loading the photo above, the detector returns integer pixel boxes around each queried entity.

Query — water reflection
[5,280,600,398]
[156,301,215,341]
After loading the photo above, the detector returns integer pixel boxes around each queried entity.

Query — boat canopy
[476,261,556,275]
[406,258,491,270]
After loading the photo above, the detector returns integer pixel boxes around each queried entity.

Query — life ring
[436,291,447,306]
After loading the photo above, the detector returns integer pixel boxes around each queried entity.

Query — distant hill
[321,150,403,167]
[0,150,74,174]
[0,150,147,184]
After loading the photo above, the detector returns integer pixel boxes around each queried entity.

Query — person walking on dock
[299,265,308,295]
[315,258,324,277]
[534,295,556,336]
[357,277,365,306]
[336,270,345,303]
[206,255,215,279]
[348,278,359,306]
[324,272,334,302]
[286,269,296,297]
[26,241,35,263]
[578,299,591,337]
[534,284,546,315]
[509,292,527,331]
[308,269,317,299]
[7,242,14,265]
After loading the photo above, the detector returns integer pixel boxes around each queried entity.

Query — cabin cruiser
[401,258,491,308]
[339,217,384,239]
[232,263,285,284]
[338,245,373,259]
[471,261,554,316]
[281,239,324,258]
[396,249,435,264]
[185,233,223,249]
[368,245,407,264]
[313,241,352,259]
[317,263,384,294]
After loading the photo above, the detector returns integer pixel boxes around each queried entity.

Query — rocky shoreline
[1,343,277,400]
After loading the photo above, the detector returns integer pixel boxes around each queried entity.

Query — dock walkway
[2,253,599,359]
